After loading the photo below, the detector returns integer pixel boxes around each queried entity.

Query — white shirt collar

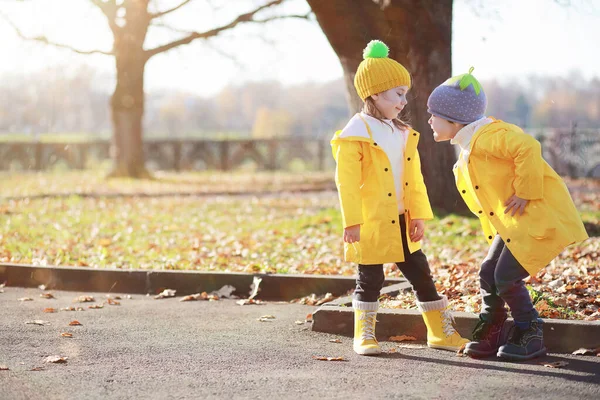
[451,117,494,150]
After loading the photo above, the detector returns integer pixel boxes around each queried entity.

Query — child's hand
[504,194,529,216]
[344,225,361,243]
[409,219,425,242]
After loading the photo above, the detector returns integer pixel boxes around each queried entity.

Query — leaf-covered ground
[0,172,598,320]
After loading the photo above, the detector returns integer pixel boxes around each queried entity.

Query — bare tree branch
[150,20,196,35]
[0,11,113,55]
[89,0,121,35]
[145,0,290,59]
[150,0,194,19]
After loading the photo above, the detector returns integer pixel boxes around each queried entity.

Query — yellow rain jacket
[331,117,433,265]
[455,119,589,275]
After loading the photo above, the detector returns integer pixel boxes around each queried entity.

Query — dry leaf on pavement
[38,285,46,291]
[0,365,9,371]
[257,315,276,322]
[294,320,305,325]
[106,298,120,305]
[154,289,176,299]
[572,348,599,356]
[397,343,427,350]
[43,308,57,313]
[329,339,342,343]
[248,277,262,300]
[61,333,73,338]
[313,356,346,361]
[18,297,33,302]
[40,293,55,299]
[88,304,104,309]
[26,320,50,326]
[305,313,313,323]
[542,361,569,368]
[456,343,467,357]
[68,320,82,326]
[74,296,95,303]
[30,367,44,371]
[44,356,68,364]
[236,299,264,306]
[389,335,417,342]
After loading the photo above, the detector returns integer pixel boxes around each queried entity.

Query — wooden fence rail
[0,138,333,172]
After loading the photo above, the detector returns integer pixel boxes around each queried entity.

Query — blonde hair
[362,97,411,132]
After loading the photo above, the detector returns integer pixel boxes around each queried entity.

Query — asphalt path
[1,287,599,399]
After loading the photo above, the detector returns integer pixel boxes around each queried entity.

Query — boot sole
[428,344,464,352]
[354,348,382,356]
[463,348,498,358]
[497,347,547,361]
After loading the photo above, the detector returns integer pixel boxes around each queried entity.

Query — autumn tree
[307,0,463,213]
[2,0,307,178]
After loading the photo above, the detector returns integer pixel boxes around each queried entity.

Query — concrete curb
[0,263,405,301]
[312,297,600,354]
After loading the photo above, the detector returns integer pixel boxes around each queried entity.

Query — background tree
[306,0,464,213]
[2,0,308,178]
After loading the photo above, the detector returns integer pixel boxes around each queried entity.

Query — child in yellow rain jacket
[427,68,589,361]
[331,40,468,356]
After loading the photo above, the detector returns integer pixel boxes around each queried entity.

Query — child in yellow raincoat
[331,40,468,356]
[427,68,588,361]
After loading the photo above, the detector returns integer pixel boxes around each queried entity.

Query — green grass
[0,171,598,320]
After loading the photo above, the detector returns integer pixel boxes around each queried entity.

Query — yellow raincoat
[331,118,433,265]
[455,119,588,275]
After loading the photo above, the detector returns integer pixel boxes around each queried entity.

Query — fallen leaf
[43,308,57,313]
[106,298,120,306]
[572,348,597,356]
[236,298,264,306]
[260,315,276,319]
[397,343,427,349]
[40,293,55,299]
[154,289,176,299]
[248,276,262,300]
[389,335,417,342]
[38,285,46,291]
[18,297,33,302]
[388,348,397,353]
[542,361,569,368]
[61,333,73,338]
[44,356,67,364]
[0,365,9,371]
[74,296,95,303]
[114,296,122,300]
[294,320,305,325]
[306,313,313,323]
[88,304,104,309]
[26,320,50,326]
[212,285,237,299]
[456,343,467,357]
[69,320,82,326]
[329,339,342,343]
[257,317,274,322]
[313,356,346,361]
[30,367,44,371]
[60,306,84,311]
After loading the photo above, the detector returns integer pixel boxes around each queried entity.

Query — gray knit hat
[427,67,487,125]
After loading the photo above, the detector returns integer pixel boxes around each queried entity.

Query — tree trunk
[307,0,467,214]
[108,1,151,179]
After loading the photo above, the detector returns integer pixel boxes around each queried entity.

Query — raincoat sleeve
[334,141,364,228]
[477,129,544,200]
[409,150,434,220]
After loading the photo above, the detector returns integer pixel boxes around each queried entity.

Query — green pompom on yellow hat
[354,40,411,101]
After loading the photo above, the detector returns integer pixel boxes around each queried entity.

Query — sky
[1,0,599,96]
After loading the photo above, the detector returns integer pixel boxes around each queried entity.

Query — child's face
[371,86,409,120]
[428,115,462,142]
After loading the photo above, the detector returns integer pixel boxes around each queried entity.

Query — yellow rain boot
[352,300,381,355]
[417,295,469,351]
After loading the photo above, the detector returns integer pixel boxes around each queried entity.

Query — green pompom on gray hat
[427,67,487,125]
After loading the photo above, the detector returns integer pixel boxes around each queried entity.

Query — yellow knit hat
[354,40,411,101]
